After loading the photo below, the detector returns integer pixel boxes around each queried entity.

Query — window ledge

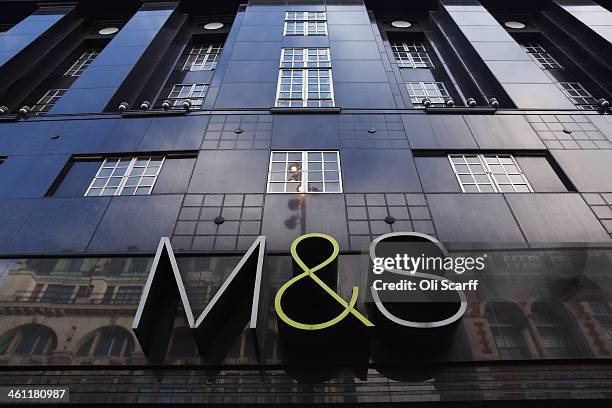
[425,106,497,114]
[0,114,18,122]
[120,110,187,118]
[270,107,341,114]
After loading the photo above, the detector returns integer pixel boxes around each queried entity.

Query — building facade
[1,0,612,405]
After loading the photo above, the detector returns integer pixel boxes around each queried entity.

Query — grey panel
[427,193,526,244]
[334,82,395,108]
[415,157,462,193]
[515,157,568,193]
[188,150,269,193]
[272,115,339,149]
[552,150,612,192]
[332,60,388,83]
[505,193,610,243]
[403,115,477,149]
[260,194,304,250]
[341,149,422,192]
[8,197,110,253]
[152,158,196,195]
[464,115,545,149]
[88,195,183,252]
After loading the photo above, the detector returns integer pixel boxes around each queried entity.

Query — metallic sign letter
[275,233,374,330]
[132,236,266,362]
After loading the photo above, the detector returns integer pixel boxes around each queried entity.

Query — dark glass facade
[1,0,612,405]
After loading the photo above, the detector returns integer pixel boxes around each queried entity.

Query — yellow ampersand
[274,233,374,330]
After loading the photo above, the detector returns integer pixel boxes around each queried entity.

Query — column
[440,0,575,109]
[49,1,179,114]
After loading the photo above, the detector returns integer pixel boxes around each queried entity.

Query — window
[284,11,327,36]
[166,83,208,109]
[11,325,56,355]
[267,151,342,193]
[521,42,562,70]
[391,41,434,68]
[31,89,66,114]
[113,286,143,305]
[39,284,75,304]
[276,48,334,107]
[585,299,612,316]
[449,154,533,193]
[77,327,134,357]
[557,82,599,110]
[64,49,100,77]
[486,303,531,359]
[280,48,331,68]
[182,43,223,71]
[101,286,115,304]
[405,81,449,107]
[85,156,164,197]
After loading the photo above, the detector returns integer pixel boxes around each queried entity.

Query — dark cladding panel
[464,115,545,149]
[415,157,463,193]
[334,82,395,108]
[53,160,102,197]
[553,0,612,43]
[341,149,422,192]
[7,197,110,253]
[88,194,183,252]
[152,157,196,195]
[231,42,282,60]
[332,60,388,83]
[427,193,526,244]
[261,194,348,250]
[214,83,277,108]
[552,150,612,192]
[137,115,209,152]
[188,150,269,193]
[515,156,569,193]
[505,193,610,243]
[260,194,303,250]
[402,115,477,149]
[0,155,69,198]
[272,115,339,149]
[0,8,70,67]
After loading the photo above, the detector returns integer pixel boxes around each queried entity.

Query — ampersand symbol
[274,233,374,330]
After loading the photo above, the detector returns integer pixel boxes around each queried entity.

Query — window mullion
[302,151,308,193]
[303,69,308,107]
[480,154,499,193]
[117,158,136,196]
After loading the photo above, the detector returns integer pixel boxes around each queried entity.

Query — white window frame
[556,82,599,110]
[390,41,435,69]
[283,11,328,36]
[181,43,223,71]
[85,156,165,197]
[405,81,450,107]
[267,151,343,194]
[166,83,208,109]
[64,49,100,77]
[521,42,562,70]
[31,89,67,114]
[449,154,533,193]
[275,48,334,107]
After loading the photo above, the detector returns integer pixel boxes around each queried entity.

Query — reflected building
[1,0,612,405]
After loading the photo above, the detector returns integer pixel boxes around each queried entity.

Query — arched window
[485,302,530,359]
[532,302,589,358]
[77,326,134,358]
[0,324,57,356]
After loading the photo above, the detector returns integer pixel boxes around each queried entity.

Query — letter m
[132,236,266,363]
